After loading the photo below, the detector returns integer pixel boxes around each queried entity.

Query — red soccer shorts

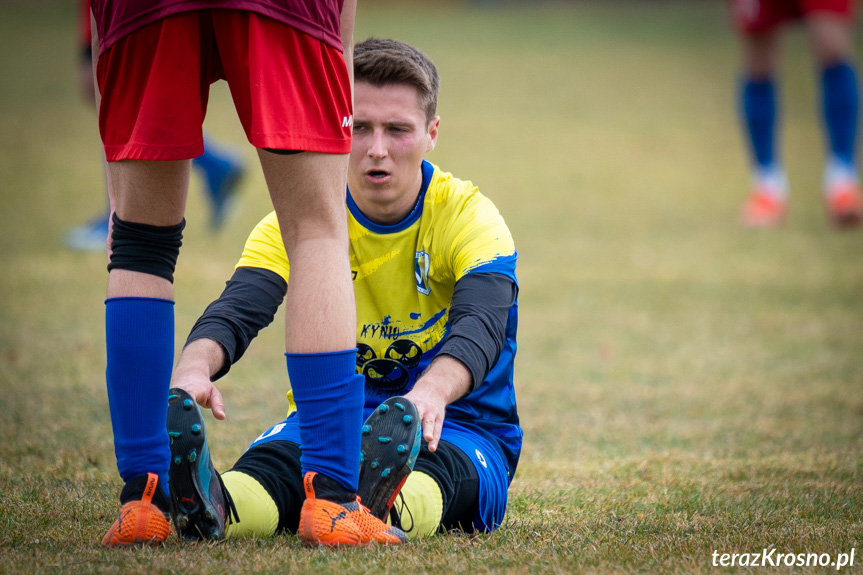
[730,0,856,35]
[96,10,352,161]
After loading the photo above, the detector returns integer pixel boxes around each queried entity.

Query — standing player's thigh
[730,0,802,35]
[209,10,351,154]
[801,0,856,18]
[96,12,210,163]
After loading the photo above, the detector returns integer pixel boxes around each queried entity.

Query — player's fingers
[422,413,436,443]
[429,416,444,452]
[210,387,226,420]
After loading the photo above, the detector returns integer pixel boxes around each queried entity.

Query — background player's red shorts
[730,0,856,35]
[96,10,352,161]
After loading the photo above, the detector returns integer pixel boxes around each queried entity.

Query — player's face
[349,81,439,225]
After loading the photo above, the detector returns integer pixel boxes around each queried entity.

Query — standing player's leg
[96,13,206,547]
[101,162,190,548]
[806,8,862,226]
[738,30,790,226]
[258,150,409,546]
[213,10,404,545]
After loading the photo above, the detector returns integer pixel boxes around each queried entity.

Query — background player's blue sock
[286,350,364,493]
[106,297,173,497]
[193,135,234,194]
[741,77,778,170]
[821,61,859,168]
[193,134,243,230]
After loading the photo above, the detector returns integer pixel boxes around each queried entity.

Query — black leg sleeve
[230,440,304,534]
[412,440,479,532]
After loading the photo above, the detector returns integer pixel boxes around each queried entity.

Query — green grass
[1,1,862,573]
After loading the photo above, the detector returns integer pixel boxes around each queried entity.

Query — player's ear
[426,116,440,152]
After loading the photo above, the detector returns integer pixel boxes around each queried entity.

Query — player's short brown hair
[354,37,439,123]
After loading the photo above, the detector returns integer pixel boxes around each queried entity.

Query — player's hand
[172,340,227,420]
[404,356,472,452]
[404,384,447,452]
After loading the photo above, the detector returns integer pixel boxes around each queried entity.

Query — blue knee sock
[106,297,173,496]
[822,61,859,167]
[286,350,364,492]
[741,77,778,170]
[193,134,239,202]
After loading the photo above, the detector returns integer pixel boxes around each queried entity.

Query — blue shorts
[249,410,511,532]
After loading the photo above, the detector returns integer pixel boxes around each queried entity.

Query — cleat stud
[402,415,412,424]
[168,394,179,401]
[191,424,201,434]
[183,399,193,410]
[381,468,391,477]
[168,431,181,438]
[189,450,197,463]
[359,452,365,463]
[361,425,371,435]
[378,436,392,444]
[177,516,189,530]
[371,461,378,469]
[378,404,389,413]
[174,456,182,465]
[397,445,407,454]
[394,402,405,411]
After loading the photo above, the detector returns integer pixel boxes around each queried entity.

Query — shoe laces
[217,472,240,525]
[389,491,414,533]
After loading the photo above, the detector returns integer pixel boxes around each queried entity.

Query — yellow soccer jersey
[237,161,521,473]
[238,159,515,381]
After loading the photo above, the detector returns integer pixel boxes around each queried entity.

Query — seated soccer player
[167,37,522,542]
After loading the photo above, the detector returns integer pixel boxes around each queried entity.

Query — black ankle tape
[108,214,185,283]
[120,474,171,515]
[313,473,356,505]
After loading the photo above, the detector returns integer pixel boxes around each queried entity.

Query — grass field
[1,1,862,573]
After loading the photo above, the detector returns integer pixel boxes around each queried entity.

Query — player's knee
[107,214,185,282]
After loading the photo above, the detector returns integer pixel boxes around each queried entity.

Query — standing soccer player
[731,0,862,227]
[89,0,395,547]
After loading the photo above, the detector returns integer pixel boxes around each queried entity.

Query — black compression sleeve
[438,272,517,393]
[185,266,287,380]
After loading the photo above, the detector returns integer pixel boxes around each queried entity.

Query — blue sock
[106,297,173,497]
[822,61,859,167]
[286,350,364,492]
[193,134,239,202]
[741,77,778,169]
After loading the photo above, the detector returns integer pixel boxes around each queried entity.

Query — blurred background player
[66,0,244,252]
[89,0,390,548]
[731,0,862,227]
[166,38,522,542]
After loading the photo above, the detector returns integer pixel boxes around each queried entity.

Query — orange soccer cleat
[825,180,863,228]
[297,471,408,547]
[102,473,173,547]
[741,187,787,228]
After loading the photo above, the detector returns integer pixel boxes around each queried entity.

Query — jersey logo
[415,251,431,295]
[475,449,488,469]
[253,422,286,444]
[342,115,353,128]
[356,340,423,393]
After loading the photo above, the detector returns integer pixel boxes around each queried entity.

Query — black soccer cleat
[167,388,238,541]
[357,396,422,521]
